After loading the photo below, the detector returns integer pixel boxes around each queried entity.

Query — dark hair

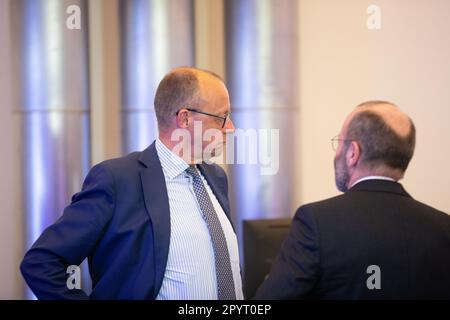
[154,67,224,130]
[346,106,416,171]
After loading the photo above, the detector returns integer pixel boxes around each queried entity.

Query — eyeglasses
[176,108,231,128]
[331,135,354,151]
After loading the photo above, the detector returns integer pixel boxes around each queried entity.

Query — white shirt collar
[155,138,189,180]
[350,176,396,188]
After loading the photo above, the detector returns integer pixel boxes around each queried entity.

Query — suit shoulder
[92,151,142,173]
[296,194,346,214]
[407,198,450,223]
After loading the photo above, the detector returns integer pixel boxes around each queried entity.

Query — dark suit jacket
[20,142,232,299]
[255,180,450,299]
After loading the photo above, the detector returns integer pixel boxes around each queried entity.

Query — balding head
[355,101,412,138]
[342,101,416,172]
[154,67,225,131]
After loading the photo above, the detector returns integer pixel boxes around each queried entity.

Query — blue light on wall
[13,0,91,298]
[225,0,300,261]
[120,0,195,154]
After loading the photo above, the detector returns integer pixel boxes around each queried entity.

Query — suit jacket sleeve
[254,205,320,299]
[20,163,116,300]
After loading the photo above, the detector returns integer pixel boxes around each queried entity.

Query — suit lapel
[138,142,170,298]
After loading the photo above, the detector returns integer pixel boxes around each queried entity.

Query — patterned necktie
[185,165,236,300]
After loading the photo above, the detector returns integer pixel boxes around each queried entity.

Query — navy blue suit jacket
[255,180,450,299]
[20,142,232,299]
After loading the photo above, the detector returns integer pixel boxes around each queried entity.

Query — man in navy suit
[20,67,243,300]
[255,101,450,299]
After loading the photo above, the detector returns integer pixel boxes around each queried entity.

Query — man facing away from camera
[255,101,450,299]
[20,67,243,300]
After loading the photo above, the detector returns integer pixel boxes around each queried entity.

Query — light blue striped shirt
[155,139,243,300]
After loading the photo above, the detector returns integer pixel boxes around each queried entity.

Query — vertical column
[225,0,300,246]
[11,0,90,296]
[120,0,195,153]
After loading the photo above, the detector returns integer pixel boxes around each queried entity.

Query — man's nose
[223,118,235,133]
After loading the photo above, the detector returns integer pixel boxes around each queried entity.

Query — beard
[334,150,350,192]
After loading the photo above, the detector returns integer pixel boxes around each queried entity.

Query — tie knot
[185,166,200,179]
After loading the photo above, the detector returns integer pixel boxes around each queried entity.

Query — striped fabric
[155,139,243,300]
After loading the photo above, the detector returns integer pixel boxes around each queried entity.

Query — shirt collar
[351,175,396,188]
[155,138,189,179]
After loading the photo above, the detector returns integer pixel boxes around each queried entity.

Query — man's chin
[202,147,225,164]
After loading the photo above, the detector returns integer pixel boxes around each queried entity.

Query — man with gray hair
[21,67,242,300]
[255,101,450,299]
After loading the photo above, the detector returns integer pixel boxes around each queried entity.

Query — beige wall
[89,0,122,165]
[295,0,450,215]
[194,0,226,78]
[0,0,24,299]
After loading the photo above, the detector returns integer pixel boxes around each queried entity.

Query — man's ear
[346,141,361,168]
[176,109,189,128]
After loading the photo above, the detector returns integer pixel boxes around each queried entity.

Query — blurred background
[1,0,450,299]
